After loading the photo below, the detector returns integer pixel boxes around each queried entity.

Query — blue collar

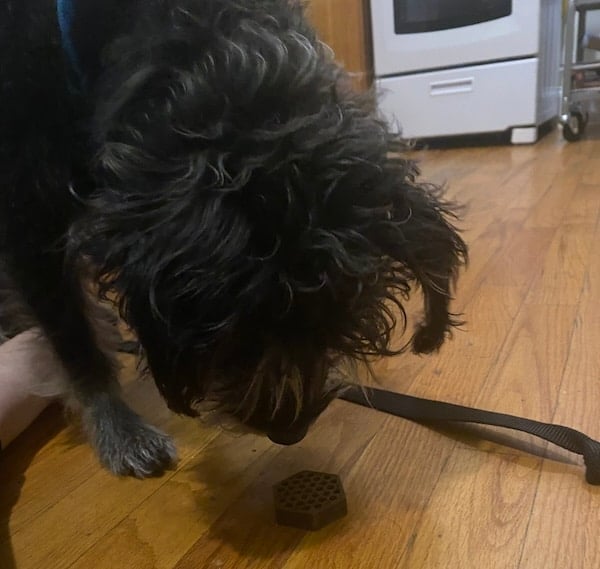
[56,0,85,89]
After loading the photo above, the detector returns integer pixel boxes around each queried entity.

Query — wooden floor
[3,127,600,569]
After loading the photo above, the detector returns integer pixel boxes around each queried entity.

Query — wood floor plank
[518,219,600,569]
[397,448,542,569]
[7,425,222,569]
[524,223,595,306]
[68,432,280,569]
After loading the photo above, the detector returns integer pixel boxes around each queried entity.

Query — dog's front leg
[5,248,176,477]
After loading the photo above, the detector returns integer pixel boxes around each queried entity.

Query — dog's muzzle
[267,424,309,446]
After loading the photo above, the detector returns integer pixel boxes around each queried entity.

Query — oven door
[370,0,540,76]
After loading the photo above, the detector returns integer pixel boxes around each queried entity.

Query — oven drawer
[376,59,539,139]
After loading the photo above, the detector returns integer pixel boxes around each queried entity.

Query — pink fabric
[0,330,64,448]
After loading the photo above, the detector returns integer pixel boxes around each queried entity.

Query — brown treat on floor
[273,470,347,531]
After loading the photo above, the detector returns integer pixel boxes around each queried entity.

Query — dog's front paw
[100,421,177,478]
[84,395,178,477]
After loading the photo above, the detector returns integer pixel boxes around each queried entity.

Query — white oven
[370,0,562,143]
[371,1,540,76]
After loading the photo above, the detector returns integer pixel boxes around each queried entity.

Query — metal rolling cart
[561,0,600,140]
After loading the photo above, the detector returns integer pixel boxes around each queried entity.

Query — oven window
[394,1,512,34]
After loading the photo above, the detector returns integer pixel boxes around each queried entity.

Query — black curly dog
[0,0,466,476]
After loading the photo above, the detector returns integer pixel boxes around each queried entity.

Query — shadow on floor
[0,404,65,569]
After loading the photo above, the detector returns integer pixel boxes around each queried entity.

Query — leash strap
[339,386,600,485]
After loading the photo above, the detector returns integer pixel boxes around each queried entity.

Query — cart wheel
[563,112,585,142]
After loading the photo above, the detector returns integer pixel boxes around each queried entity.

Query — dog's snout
[267,424,309,446]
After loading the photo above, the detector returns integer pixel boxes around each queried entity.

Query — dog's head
[72,0,467,444]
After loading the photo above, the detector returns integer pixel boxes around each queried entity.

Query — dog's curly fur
[0,0,466,474]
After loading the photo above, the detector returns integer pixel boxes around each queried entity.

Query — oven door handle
[429,77,474,96]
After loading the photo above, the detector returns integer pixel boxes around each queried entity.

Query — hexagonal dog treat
[273,470,347,531]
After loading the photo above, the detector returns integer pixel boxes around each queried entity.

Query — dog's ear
[382,164,467,354]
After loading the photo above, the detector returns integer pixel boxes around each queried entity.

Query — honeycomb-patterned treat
[273,470,347,530]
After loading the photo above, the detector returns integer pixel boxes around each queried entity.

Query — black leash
[339,386,600,485]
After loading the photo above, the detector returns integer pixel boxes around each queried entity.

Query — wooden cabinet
[306,0,373,90]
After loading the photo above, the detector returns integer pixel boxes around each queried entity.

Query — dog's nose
[267,425,309,446]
